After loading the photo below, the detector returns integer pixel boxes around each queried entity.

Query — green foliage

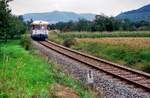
[93,15,119,32]
[72,42,150,73]
[0,0,11,41]
[48,32,64,44]
[0,0,26,42]
[143,63,150,73]
[63,38,78,48]
[75,19,93,32]
[48,15,150,32]
[0,41,95,97]
[8,16,26,39]
[20,34,31,50]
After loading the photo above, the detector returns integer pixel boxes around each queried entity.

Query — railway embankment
[32,40,150,98]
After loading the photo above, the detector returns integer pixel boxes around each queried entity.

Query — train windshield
[32,25,47,30]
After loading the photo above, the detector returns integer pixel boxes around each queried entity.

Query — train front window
[41,26,47,30]
[33,25,47,30]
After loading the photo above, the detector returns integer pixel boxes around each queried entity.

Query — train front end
[31,21,49,41]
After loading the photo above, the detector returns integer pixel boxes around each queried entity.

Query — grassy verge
[0,41,98,98]
[72,42,150,73]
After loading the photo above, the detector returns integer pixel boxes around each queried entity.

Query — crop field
[77,37,150,49]
[0,41,97,98]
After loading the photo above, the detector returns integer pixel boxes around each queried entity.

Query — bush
[48,32,64,44]
[0,48,2,58]
[143,64,150,73]
[20,33,31,50]
[63,38,77,48]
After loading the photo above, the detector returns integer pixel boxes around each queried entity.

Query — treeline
[0,0,26,42]
[49,15,150,32]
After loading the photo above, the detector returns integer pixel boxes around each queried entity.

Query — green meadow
[0,41,97,98]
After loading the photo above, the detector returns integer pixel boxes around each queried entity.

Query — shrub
[63,38,77,48]
[20,33,31,50]
[142,63,150,73]
[0,48,2,58]
[48,32,64,44]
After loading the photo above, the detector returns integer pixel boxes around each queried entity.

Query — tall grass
[58,31,150,40]
[77,38,150,49]
[72,42,150,73]
[48,32,64,44]
[0,41,96,97]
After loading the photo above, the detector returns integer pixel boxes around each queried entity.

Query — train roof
[31,21,49,25]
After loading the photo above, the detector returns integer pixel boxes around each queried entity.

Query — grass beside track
[48,31,150,73]
[0,41,97,98]
[72,42,150,73]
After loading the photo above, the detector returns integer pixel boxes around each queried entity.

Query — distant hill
[23,11,96,24]
[116,4,150,21]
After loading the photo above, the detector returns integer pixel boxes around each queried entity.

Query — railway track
[38,40,150,92]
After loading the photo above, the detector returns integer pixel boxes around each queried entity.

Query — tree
[48,14,150,32]
[8,16,26,39]
[26,19,33,30]
[63,21,74,32]
[0,0,12,41]
[94,15,107,31]
[75,19,92,32]
[18,15,24,21]
[0,0,26,42]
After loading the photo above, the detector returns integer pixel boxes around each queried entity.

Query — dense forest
[0,0,26,42]
[48,15,150,32]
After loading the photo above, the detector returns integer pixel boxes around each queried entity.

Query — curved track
[38,40,150,92]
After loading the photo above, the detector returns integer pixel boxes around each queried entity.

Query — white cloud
[9,0,150,16]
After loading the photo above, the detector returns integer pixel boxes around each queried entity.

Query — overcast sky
[9,0,150,16]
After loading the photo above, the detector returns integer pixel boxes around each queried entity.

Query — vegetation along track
[38,40,150,92]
